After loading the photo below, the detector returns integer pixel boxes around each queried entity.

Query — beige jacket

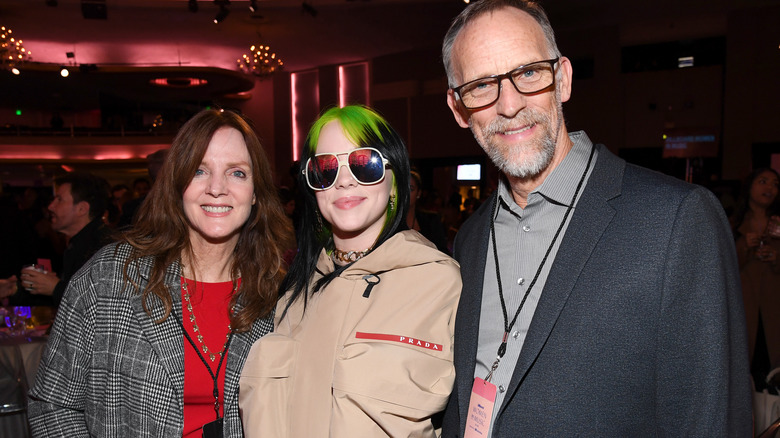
[239,230,461,437]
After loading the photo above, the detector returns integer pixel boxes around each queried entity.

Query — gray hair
[442,0,562,88]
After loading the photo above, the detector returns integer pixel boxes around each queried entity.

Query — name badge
[465,377,496,438]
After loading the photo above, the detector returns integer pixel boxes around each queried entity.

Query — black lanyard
[485,143,595,382]
[176,316,234,420]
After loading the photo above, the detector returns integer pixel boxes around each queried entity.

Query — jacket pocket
[334,334,454,411]
[238,334,298,438]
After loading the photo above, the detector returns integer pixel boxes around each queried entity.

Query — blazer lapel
[129,258,186,402]
[453,195,494,427]
[500,145,623,413]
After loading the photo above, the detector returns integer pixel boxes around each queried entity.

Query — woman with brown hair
[28,108,293,437]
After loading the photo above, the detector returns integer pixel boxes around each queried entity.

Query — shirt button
[522,225,531,232]
[499,385,506,393]
[517,277,524,285]
[512,331,520,339]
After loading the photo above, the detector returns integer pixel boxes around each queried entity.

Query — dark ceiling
[1,0,775,113]
[0,0,465,112]
[0,0,776,188]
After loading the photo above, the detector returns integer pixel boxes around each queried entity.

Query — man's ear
[557,56,573,103]
[446,89,471,129]
[75,200,91,218]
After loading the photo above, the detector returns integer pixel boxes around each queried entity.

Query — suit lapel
[500,145,624,413]
[129,258,186,402]
[453,195,494,428]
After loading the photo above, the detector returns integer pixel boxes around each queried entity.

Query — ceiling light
[213,0,230,23]
[213,5,229,23]
[237,43,284,78]
[60,66,69,77]
[149,77,209,88]
[249,0,257,12]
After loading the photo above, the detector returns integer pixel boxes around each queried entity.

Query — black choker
[332,248,370,264]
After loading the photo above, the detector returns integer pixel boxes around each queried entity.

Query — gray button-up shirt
[474,131,598,436]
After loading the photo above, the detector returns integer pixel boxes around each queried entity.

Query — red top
[181,278,236,438]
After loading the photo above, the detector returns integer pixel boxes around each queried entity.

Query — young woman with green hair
[239,105,461,437]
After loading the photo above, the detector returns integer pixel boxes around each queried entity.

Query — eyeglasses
[303,147,389,191]
[452,58,559,110]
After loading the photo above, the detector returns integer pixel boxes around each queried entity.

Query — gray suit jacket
[28,242,272,437]
[442,145,752,436]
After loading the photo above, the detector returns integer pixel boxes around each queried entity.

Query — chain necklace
[181,278,235,362]
[331,248,370,264]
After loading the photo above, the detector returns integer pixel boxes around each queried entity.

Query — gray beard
[472,102,563,180]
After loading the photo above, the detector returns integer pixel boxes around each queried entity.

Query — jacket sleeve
[27,264,97,437]
[655,186,752,435]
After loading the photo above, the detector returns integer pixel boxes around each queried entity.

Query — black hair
[54,172,111,220]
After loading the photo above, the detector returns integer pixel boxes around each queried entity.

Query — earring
[388,194,396,211]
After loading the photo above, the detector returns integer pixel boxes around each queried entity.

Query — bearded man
[440,0,752,436]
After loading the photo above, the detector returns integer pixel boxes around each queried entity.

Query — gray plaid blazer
[28,242,273,437]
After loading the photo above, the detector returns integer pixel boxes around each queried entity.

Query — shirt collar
[495,130,595,217]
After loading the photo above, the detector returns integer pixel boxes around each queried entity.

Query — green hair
[306,105,390,155]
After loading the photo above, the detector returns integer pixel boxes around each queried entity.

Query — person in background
[239,105,461,437]
[277,186,297,219]
[0,172,113,308]
[0,190,37,290]
[27,109,293,437]
[132,177,152,199]
[407,169,450,254]
[730,167,780,390]
[277,185,299,266]
[118,149,168,228]
[106,183,131,228]
[440,0,751,435]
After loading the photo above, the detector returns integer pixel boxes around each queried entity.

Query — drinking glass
[22,264,46,292]
[758,238,772,261]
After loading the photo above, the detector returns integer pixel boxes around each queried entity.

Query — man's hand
[20,269,60,296]
[0,276,18,299]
